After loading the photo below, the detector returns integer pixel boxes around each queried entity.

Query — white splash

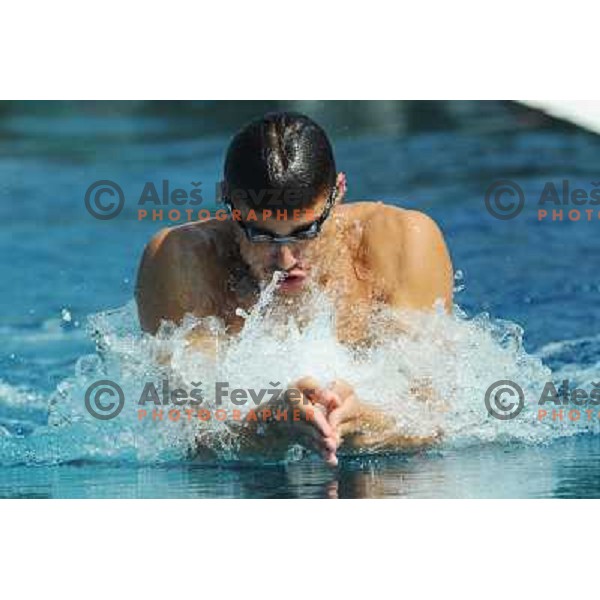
[0,273,596,466]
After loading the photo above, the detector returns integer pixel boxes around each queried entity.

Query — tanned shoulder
[358,203,454,312]
[135,221,228,333]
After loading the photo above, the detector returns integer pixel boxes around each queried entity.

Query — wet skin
[136,174,454,465]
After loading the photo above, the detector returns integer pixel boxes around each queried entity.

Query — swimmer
[135,111,454,465]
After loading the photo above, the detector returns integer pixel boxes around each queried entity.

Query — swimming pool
[2,100,600,498]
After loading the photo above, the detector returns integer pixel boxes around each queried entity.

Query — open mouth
[278,269,307,291]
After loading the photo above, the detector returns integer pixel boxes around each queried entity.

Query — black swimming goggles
[223,185,338,244]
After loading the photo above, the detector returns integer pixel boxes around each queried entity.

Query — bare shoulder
[397,208,448,253]
[342,201,446,256]
[142,219,232,260]
[135,219,234,332]
[342,201,453,311]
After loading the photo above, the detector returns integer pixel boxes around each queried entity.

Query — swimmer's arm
[136,228,220,361]
[338,402,440,452]
[136,227,182,333]
[136,226,214,333]
[329,211,451,451]
[397,210,454,313]
[317,380,440,453]
[388,211,455,408]
[195,387,338,463]
[195,418,292,460]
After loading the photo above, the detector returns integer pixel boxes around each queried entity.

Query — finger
[292,377,322,402]
[297,427,337,465]
[286,413,339,466]
[293,424,338,466]
[283,390,341,458]
[293,421,337,453]
[324,450,338,467]
[302,421,339,454]
[287,396,335,439]
[318,389,342,412]
[301,388,341,417]
[302,403,335,440]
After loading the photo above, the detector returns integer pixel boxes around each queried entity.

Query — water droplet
[235,307,249,319]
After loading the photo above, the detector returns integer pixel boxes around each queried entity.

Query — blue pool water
[2,100,600,498]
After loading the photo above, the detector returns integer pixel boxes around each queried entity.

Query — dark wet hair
[224,111,337,210]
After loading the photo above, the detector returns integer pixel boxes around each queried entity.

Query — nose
[272,244,297,270]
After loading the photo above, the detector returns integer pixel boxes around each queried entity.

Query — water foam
[0,273,596,466]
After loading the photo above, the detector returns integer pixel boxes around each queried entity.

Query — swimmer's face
[234,183,340,294]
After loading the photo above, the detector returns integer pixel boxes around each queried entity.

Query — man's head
[223,112,345,293]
